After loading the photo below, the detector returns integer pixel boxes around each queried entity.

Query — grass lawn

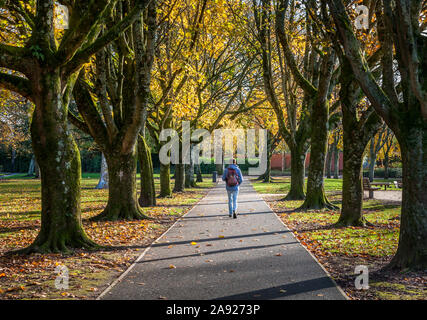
[0,175,215,299]
[252,176,426,300]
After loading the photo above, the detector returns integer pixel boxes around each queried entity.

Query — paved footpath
[99,180,346,300]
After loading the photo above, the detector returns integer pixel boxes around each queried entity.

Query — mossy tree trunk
[368,139,376,182]
[0,0,151,253]
[325,144,333,179]
[388,126,427,269]
[333,146,339,179]
[298,50,338,211]
[159,163,172,197]
[337,109,380,227]
[174,163,185,192]
[274,2,333,207]
[335,59,382,227]
[27,72,97,253]
[185,163,196,187]
[93,148,148,221]
[72,2,157,220]
[138,135,156,207]
[257,131,278,183]
[184,144,196,188]
[263,154,272,183]
[285,146,306,200]
[329,0,427,269]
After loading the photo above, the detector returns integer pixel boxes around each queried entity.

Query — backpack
[226,167,239,187]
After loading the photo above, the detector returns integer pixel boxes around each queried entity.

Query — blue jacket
[222,164,243,191]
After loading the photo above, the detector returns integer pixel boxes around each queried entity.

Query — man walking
[222,159,243,219]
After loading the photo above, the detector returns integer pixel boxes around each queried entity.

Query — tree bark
[159,163,172,197]
[387,126,427,270]
[138,135,156,207]
[24,74,97,253]
[93,149,148,221]
[333,148,339,179]
[326,144,333,179]
[299,97,337,210]
[174,163,185,192]
[368,139,376,182]
[328,0,427,269]
[184,144,196,188]
[284,147,306,200]
[336,59,382,227]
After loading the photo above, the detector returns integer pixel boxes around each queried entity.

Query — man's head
[232,158,237,165]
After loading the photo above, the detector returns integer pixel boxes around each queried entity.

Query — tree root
[91,204,151,221]
[8,235,100,255]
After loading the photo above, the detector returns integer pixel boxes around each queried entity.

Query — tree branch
[63,0,150,76]
[0,72,32,101]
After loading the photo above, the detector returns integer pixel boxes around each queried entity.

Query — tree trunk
[184,144,196,188]
[93,149,148,221]
[368,139,376,182]
[174,163,185,192]
[11,148,16,172]
[326,144,333,179]
[335,57,382,227]
[337,144,366,227]
[23,75,97,253]
[196,164,203,182]
[95,153,109,189]
[263,154,272,183]
[333,148,340,179]
[159,163,172,197]
[185,163,196,187]
[284,147,306,200]
[299,106,336,210]
[387,126,427,270]
[138,135,156,207]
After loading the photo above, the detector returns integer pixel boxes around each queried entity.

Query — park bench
[370,181,391,190]
[363,178,380,199]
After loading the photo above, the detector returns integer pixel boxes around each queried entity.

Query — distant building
[271,152,343,172]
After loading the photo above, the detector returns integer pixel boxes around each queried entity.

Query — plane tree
[0,0,150,252]
[70,0,157,220]
[327,0,427,269]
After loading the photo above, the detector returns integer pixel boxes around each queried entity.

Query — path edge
[96,183,218,300]
[258,190,350,300]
